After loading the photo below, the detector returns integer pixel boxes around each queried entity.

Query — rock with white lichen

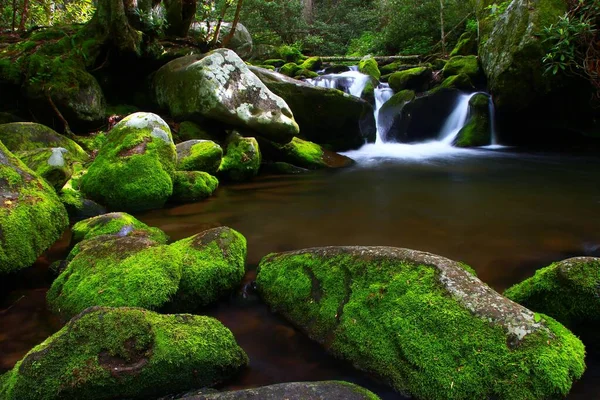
[257,246,586,400]
[153,49,299,144]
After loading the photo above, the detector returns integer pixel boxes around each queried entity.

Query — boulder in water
[80,112,177,212]
[217,132,261,182]
[0,142,69,274]
[154,49,299,144]
[442,55,482,83]
[358,56,381,80]
[70,212,168,245]
[257,246,585,399]
[0,307,248,400]
[453,93,492,147]
[377,90,416,142]
[176,140,223,174]
[388,67,433,92]
[250,66,376,151]
[258,137,354,170]
[171,171,219,203]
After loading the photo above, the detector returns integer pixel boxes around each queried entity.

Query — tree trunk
[303,0,313,24]
[11,0,17,31]
[210,1,230,48]
[440,0,446,56]
[18,0,29,31]
[83,0,144,54]
[164,0,197,37]
[222,0,244,48]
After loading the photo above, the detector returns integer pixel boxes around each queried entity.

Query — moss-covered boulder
[250,66,376,151]
[263,59,286,68]
[171,171,219,203]
[453,93,492,147]
[435,73,475,92]
[257,246,585,400]
[450,31,478,57]
[505,257,600,333]
[442,55,482,82]
[358,56,381,80]
[300,56,323,72]
[294,69,319,79]
[258,137,354,170]
[279,62,300,77]
[388,67,433,92]
[59,165,106,223]
[71,212,168,245]
[377,90,416,142]
[175,381,380,399]
[168,227,246,312]
[0,306,248,400]
[479,0,567,111]
[0,122,88,159]
[176,140,223,174]
[154,49,299,144]
[0,142,69,274]
[218,22,253,59]
[380,61,412,75]
[47,235,182,319]
[80,112,177,212]
[218,132,261,182]
[15,147,74,190]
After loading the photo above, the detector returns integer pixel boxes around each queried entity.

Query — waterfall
[306,70,371,98]
[438,93,478,144]
[374,83,394,144]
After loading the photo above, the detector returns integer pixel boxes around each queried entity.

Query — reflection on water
[1,149,599,399]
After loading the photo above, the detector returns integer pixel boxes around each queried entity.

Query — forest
[1,1,600,400]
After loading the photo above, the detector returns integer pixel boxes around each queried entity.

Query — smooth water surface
[1,149,599,399]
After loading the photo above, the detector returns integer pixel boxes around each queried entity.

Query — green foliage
[1,0,95,31]
[347,31,383,57]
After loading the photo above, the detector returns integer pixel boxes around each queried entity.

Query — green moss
[449,32,478,57]
[73,132,108,153]
[263,59,286,68]
[0,307,248,400]
[0,142,69,275]
[0,122,88,159]
[177,121,216,142]
[257,249,585,400]
[80,113,176,212]
[16,147,75,190]
[71,212,168,245]
[168,227,246,311]
[106,104,139,118]
[453,93,491,147]
[434,74,474,92]
[294,69,319,79]
[257,64,276,71]
[47,236,182,319]
[176,140,223,174]
[171,171,219,203]
[443,56,481,80]
[218,133,261,182]
[277,45,303,63]
[505,257,600,328]
[388,67,432,92]
[382,90,416,109]
[358,56,381,80]
[279,62,300,77]
[300,56,323,71]
[380,61,410,74]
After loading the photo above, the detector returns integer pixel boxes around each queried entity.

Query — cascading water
[374,83,394,144]
[306,69,371,98]
[439,93,478,144]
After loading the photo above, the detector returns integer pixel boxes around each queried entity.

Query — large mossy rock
[505,257,600,333]
[479,0,567,112]
[176,140,223,174]
[453,93,492,147]
[168,227,246,312]
[217,132,261,182]
[80,112,177,212]
[0,142,69,274]
[0,122,88,159]
[377,90,416,142]
[442,56,482,82]
[154,49,299,144]
[71,212,168,245]
[388,67,433,92]
[450,31,478,57]
[0,307,248,400]
[15,147,75,190]
[257,246,585,400]
[219,22,253,60]
[384,89,461,143]
[358,56,381,80]
[47,235,182,319]
[250,66,376,151]
[171,171,219,203]
[174,381,380,399]
[258,137,354,170]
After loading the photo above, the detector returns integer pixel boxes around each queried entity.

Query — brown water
[1,148,599,399]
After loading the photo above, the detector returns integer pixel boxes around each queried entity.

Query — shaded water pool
[1,147,599,399]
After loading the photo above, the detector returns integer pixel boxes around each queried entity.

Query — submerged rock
[505,257,600,335]
[176,140,223,174]
[80,112,177,212]
[218,132,261,182]
[258,137,354,170]
[257,246,585,400]
[171,171,219,203]
[154,49,299,144]
[71,212,168,245]
[453,93,492,147]
[0,122,88,159]
[0,142,69,274]
[171,381,380,399]
[250,66,376,151]
[0,307,248,400]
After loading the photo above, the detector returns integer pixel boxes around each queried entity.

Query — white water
[306,70,371,98]
[439,92,478,144]
[374,84,394,144]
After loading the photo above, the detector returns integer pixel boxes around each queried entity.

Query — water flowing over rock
[80,112,177,212]
[154,49,299,144]
[0,307,248,400]
[453,93,492,147]
[250,66,376,151]
[257,246,585,400]
[0,142,69,274]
